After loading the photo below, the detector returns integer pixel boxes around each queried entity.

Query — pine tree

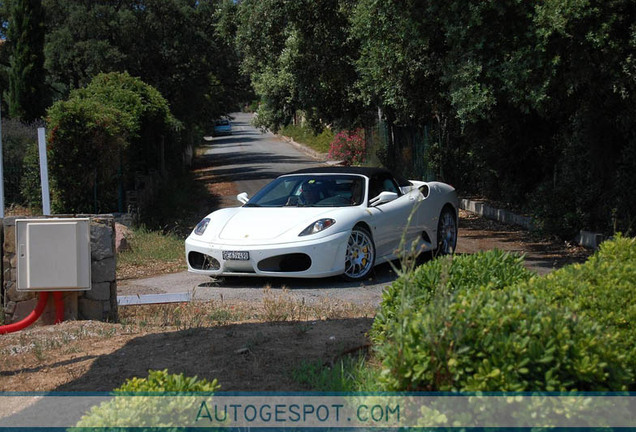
[7,0,47,122]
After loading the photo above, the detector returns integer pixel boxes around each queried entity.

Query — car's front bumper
[185,231,350,278]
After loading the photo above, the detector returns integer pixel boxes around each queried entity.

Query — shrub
[116,369,220,393]
[372,239,636,392]
[327,129,366,166]
[47,98,126,213]
[377,284,632,391]
[371,250,534,345]
[46,72,180,213]
[75,369,220,428]
[523,235,636,376]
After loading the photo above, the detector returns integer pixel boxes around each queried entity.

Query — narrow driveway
[200,112,327,205]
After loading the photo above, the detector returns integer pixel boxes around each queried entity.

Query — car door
[367,174,416,259]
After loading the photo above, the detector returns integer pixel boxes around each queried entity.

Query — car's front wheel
[343,226,375,281]
[435,206,457,256]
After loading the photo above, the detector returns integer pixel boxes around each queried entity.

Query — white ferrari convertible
[185,167,458,281]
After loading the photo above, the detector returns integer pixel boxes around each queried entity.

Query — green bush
[116,369,220,393]
[47,98,126,213]
[75,370,220,428]
[46,72,180,213]
[371,250,534,345]
[377,284,632,391]
[524,235,636,375]
[372,239,636,392]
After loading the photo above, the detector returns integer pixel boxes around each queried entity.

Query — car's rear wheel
[343,226,375,281]
[434,206,457,256]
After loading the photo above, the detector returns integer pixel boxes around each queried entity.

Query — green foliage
[523,235,636,372]
[46,72,178,213]
[19,138,42,208]
[44,0,246,130]
[47,97,126,213]
[349,0,636,236]
[6,0,48,122]
[292,356,382,392]
[116,369,220,393]
[372,238,636,392]
[379,284,632,392]
[236,0,362,131]
[278,123,334,154]
[371,250,534,345]
[0,118,40,206]
[74,369,221,428]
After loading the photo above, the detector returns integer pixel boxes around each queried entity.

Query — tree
[235,0,361,131]
[6,0,47,121]
[43,0,244,133]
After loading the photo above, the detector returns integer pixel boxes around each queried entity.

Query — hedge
[524,234,636,376]
[370,250,535,346]
[373,240,635,391]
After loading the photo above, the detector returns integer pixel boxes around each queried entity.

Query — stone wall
[2,215,118,325]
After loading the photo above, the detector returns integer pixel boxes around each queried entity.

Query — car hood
[217,207,336,241]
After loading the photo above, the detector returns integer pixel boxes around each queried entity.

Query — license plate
[222,251,250,261]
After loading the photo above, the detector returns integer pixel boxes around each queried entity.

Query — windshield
[246,175,365,207]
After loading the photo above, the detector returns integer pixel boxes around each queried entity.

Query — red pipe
[53,292,65,323]
[0,292,50,334]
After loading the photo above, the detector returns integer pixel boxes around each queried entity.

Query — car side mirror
[237,192,249,204]
[369,191,398,207]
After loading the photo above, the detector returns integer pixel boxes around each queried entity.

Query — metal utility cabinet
[15,218,91,291]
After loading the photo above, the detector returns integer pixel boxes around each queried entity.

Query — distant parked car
[185,167,458,281]
[213,119,232,136]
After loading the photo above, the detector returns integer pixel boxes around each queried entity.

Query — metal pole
[37,127,51,215]
[0,97,5,218]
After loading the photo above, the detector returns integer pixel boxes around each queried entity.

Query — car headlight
[194,218,210,235]
[299,218,336,236]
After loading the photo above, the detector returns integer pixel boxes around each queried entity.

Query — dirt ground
[0,209,591,393]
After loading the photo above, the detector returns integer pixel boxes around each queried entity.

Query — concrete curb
[460,198,535,231]
[460,198,605,249]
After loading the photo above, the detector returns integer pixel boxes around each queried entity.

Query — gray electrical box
[16,218,91,291]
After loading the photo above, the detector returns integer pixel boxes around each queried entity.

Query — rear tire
[434,206,457,256]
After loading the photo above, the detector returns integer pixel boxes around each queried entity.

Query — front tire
[434,206,457,256]
[343,227,375,281]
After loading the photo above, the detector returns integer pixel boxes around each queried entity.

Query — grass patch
[278,124,334,154]
[116,226,186,279]
[292,355,382,391]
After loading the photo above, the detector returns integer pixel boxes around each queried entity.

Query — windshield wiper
[243,203,261,207]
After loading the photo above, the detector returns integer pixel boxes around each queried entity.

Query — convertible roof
[287,166,411,186]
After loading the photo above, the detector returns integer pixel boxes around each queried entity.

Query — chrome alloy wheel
[436,207,457,256]
[343,227,375,281]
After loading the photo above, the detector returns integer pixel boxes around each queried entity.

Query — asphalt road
[119,112,400,306]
